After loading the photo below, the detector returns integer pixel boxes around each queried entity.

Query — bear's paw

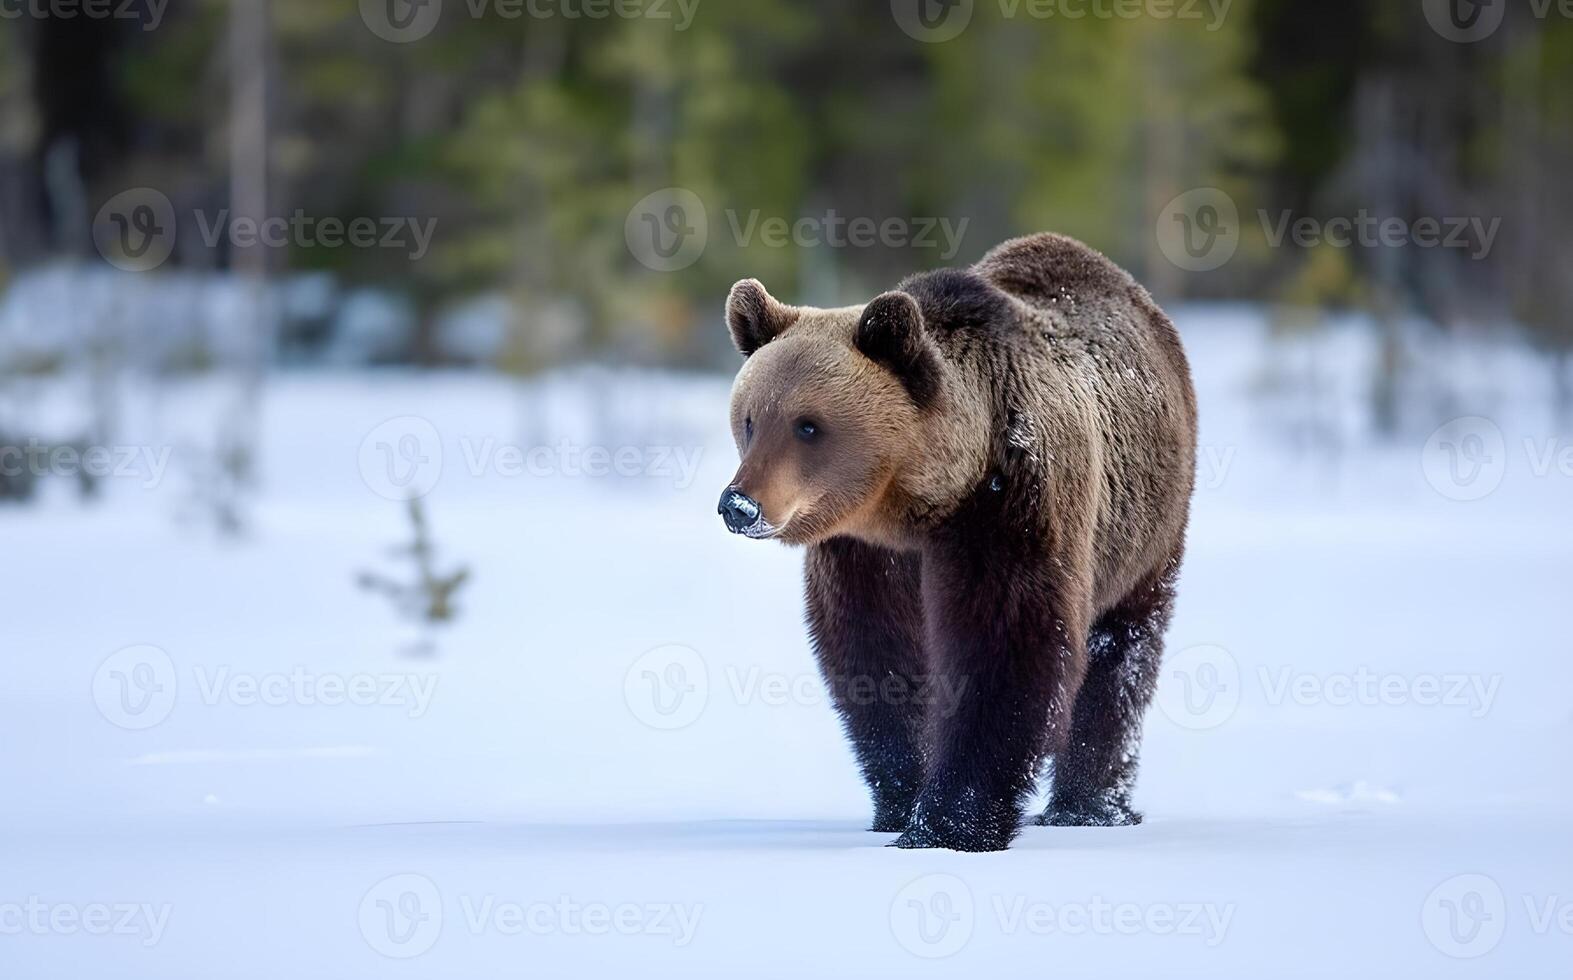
[888,796,1018,852]
[1035,795,1143,828]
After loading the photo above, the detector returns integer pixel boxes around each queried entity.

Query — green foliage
[14,0,1568,362]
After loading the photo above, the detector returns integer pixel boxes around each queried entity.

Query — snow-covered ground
[2,307,1570,978]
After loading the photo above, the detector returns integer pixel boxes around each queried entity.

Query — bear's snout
[717,487,764,535]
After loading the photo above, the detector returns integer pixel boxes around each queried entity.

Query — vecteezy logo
[92,189,178,272]
[625,188,708,272]
[890,0,974,42]
[1422,416,1506,501]
[1156,187,1239,272]
[93,644,179,730]
[359,873,443,958]
[623,644,709,730]
[361,0,444,42]
[1422,0,1505,43]
[1422,873,1506,958]
[358,416,444,500]
[889,874,973,958]
[1155,643,1240,731]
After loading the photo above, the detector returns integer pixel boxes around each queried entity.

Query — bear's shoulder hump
[897,266,1014,336]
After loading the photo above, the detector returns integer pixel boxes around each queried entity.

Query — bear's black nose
[718,488,761,534]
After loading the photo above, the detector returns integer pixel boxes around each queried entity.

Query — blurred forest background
[0,0,1570,438]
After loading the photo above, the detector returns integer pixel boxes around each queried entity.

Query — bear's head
[718,278,944,545]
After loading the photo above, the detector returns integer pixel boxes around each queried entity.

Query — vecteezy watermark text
[1260,209,1500,260]
[188,666,439,718]
[995,0,1232,29]
[0,899,172,948]
[889,874,1235,958]
[357,873,701,959]
[458,438,703,488]
[357,416,705,501]
[0,441,171,490]
[725,210,970,261]
[92,188,438,271]
[93,644,440,730]
[360,0,701,43]
[724,665,969,717]
[456,895,702,945]
[890,0,1231,43]
[1156,187,1505,271]
[625,187,971,271]
[0,0,165,30]
[1258,666,1501,718]
[192,210,436,261]
[1155,644,1504,731]
[622,644,971,731]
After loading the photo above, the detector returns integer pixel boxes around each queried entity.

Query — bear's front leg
[892,536,1090,852]
[805,538,929,832]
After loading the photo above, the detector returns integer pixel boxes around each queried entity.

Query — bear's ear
[855,291,942,406]
[726,279,797,357]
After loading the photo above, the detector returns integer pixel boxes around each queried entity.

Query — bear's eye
[744,417,753,442]
[794,419,820,443]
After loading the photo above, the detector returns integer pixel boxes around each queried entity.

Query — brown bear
[718,232,1197,851]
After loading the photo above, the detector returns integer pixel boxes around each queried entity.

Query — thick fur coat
[721,233,1197,851]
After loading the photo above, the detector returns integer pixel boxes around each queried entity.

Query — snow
[2,307,1570,977]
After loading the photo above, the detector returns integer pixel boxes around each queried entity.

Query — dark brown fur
[723,233,1197,851]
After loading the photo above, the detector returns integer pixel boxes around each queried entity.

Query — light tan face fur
[726,309,919,545]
